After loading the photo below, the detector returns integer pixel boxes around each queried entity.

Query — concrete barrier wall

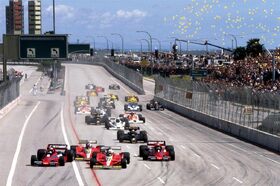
[64,60,145,95]
[154,96,280,152]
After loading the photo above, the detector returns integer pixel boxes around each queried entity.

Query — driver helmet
[86,142,91,149]
[155,146,162,151]
[116,119,120,123]
[106,148,113,156]
[48,147,54,154]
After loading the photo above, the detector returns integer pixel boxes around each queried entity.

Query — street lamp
[140,39,149,52]
[136,31,152,53]
[170,37,182,54]
[152,38,161,51]
[97,36,109,51]
[225,34,238,49]
[111,33,124,55]
[53,0,55,33]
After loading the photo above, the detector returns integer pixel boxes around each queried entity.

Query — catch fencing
[155,76,280,136]
[0,78,21,110]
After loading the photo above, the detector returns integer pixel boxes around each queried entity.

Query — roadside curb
[0,96,21,120]
[143,77,155,83]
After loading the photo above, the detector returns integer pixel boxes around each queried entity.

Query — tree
[246,38,264,57]
[233,47,246,61]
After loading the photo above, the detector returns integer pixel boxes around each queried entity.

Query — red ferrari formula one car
[90,146,130,169]
[31,144,74,166]
[139,141,175,161]
[70,140,103,161]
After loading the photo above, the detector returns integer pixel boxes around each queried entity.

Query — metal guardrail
[155,76,280,136]
[0,78,21,110]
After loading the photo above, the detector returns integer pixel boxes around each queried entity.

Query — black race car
[109,84,120,90]
[117,126,148,143]
[146,99,164,111]
[85,112,109,125]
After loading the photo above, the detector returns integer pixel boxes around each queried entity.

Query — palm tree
[233,47,246,61]
[246,38,264,57]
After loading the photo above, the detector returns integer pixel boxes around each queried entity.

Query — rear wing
[147,141,166,146]
[100,146,122,151]
[47,144,68,150]
[79,140,97,144]
[128,126,140,131]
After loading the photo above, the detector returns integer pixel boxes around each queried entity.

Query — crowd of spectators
[203,55,280,93]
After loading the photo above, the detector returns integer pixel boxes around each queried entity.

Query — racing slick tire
[31,155,37,166]
[37,149,46,161]
[142,149,149,160]
[90,157,97,168]
[146,104,151,110]
[125,96,128,102]
[85,115,91,124]
[166,145,175,160]
[119,114,124,118]
[140,131,148,142]
[118,130,125,142]
[124,105,128,111]
[124,119,130,129]
[139,115,146,123]
[105,120,110,129]
[66,150,74,162]
[59,156,65,166]
[121,158,127,169]
[139,145,148,157]
[139,105,143,112]
[70,145,77,158]
[123,152,130,164]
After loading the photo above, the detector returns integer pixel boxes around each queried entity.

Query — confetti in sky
[167,0,280,48]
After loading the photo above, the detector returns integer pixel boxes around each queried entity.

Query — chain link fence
[155,76,280,136]
[69,55,144,94]
[0,78,21,110]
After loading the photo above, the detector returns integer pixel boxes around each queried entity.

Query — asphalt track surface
[1,64,280,186]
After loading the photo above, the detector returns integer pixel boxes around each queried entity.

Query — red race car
[95,86,105,93]
[70,140,103,161]
[139,141,175,161]
[31,144,74,166]
[90,146,130,169]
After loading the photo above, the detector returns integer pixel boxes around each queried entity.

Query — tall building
[28,0,42,35]
[5,0,24,35]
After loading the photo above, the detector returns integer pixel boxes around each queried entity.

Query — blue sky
[0,0,280,50]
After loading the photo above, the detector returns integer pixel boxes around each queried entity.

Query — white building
[28,0,41,35]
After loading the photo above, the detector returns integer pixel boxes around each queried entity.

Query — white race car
[124,103,142,112]
[119,112,145,124]
[105,117,130,130]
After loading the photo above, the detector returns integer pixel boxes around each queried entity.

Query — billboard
[19,35,68,59]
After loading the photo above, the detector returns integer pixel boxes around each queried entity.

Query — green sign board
[190,69,208,77]
[68,44,90,54]
[19,35,68,59]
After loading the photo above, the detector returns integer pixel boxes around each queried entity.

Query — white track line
[211,163,220,170]
[157,177,165,184]
[60,108,84,186]
[180,145,186,149]
[144,163,151,170]
[193,153,200,158]
[233,177,243,184]
[6,101,40,186]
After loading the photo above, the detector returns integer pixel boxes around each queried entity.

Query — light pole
[53,0,55,33]
[226,34,238,49]
[136,31,152,53]
[152,38,161,51]
[140,39,149,52]
[97,36,109,51]
[111,33,124,55]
